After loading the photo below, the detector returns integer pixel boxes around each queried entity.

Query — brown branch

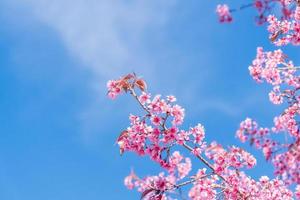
[229,3,254,13]
[129,87,151,115]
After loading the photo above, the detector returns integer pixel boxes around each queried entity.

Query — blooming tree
[107,1,300,199]
[218,0,300,188]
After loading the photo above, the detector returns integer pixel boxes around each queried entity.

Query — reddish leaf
[135,79,147,91]
[117,130,128,142]
[119,147,125,156]
[116,78,130,92]
[250,138,254,146]
[122,73,135,81]
[121,81,131,92]
[116,130,128,155]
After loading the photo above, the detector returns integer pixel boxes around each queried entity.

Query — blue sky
[1,1,300,199]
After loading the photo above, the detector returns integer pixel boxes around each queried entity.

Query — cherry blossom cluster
[215,0,300,196]
[216,1,296,25]
[124,169,293,200]
[234,46,300,188]
[236,116,300,187]
[267,13,300,46]
[107,73,295,199]
[219,172,293,200]
[248,47,300,103]
[105,1,300,198]
[215,1,300,45]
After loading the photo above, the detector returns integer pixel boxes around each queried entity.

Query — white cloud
[9,0,181,141]
[19,0,177,79]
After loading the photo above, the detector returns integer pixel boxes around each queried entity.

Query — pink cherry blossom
[107,1,300,197]
[216,4,232,23]
[107,80,122,99]
[108,73,297,199]
[295,6,300,21]
[139,92,151,105]
[296,185,300,199]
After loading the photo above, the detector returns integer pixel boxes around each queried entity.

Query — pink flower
[216,4,232,23]
[254,0,263,11]
[151,115,161,126]
[190,124,205,144]
[189,178,217,200]
[106,80,122,99]
[295,185,300,199]
[269,87,283,105]
[295,6,300,21]
[176,130,190,145]
[124,171,137,190]
[191,147,202,156]
[171,105,185,125]
[167,95,177,102]
[259,176,270,184]
[177,158,192,179]
[139,92,151,105]
[169,151,183,167]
